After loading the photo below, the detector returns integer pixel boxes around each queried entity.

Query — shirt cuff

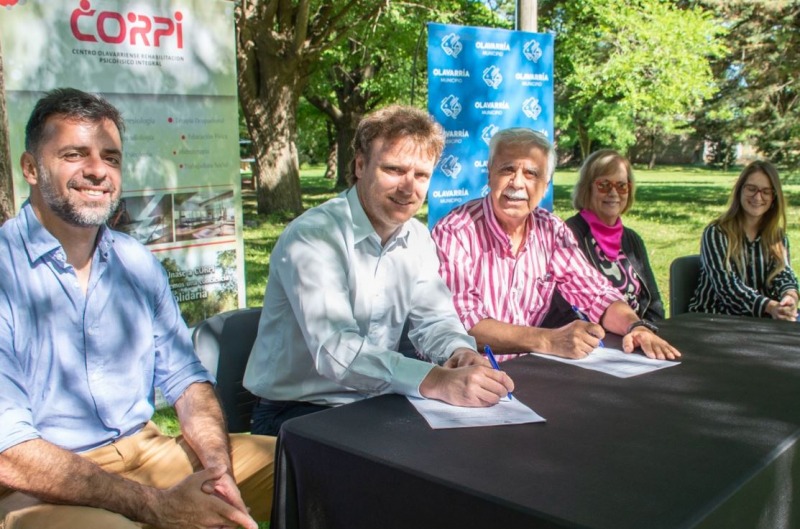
[778,287,799,301]
[756,296,771,317]
[589,291,625,323]
[389,356,436,398]
[161,370,215,406]
[0,412,41,454]
[461,311,482,331]
[444,335,478,359]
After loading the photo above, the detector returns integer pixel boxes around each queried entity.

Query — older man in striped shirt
[432,128,680,362]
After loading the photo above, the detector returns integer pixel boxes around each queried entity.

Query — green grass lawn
[242,164,800,317]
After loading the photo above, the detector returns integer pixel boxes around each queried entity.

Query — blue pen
[571,305,605,348]
[483,345,513,400]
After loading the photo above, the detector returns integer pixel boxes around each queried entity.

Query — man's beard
[37,162,120,227]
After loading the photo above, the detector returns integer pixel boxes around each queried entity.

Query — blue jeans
[251,398,330,436]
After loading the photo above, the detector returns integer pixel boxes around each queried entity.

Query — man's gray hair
[488,128,556,181]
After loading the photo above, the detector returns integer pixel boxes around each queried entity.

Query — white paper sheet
[533,346,680,378]
[407,396,546,429]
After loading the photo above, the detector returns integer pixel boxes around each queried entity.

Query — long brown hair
[713,160,788,283]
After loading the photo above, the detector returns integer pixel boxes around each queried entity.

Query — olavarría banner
[427,22,554,228]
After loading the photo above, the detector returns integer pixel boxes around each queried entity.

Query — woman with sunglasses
[543,149,664,327]
[688,160,798,320]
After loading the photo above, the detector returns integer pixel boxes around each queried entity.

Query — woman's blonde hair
[571,149,635,215]
[714,160,788,283]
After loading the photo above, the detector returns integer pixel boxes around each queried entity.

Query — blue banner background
[427,23,554,228]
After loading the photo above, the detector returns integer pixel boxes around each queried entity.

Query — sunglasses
[594,179,631,194]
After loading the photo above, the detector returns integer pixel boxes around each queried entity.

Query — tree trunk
[234,0,387,217]
[577,122,591,161]
[237,49,304,217]
[648,132,657,169]
[306,94,363,190]
[324,121,336,179]
[334,114,359,189]
[324,142,337,180]
[0,40,16,225]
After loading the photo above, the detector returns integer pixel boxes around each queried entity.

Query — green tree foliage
[295,98,330,168]
[301,0,507,188]
[482,0,517,24]
[693,1,800,173]
[544,0,725,165]
[235,0,387,217]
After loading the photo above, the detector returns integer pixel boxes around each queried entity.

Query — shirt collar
[345,187,410,247]
[20,201,114,264]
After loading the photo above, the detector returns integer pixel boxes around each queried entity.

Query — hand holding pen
[421,348,515,406]
[571,305,605,348]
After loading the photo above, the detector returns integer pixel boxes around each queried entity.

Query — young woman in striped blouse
[688,160,799,320]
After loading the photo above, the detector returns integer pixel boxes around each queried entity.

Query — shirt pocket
[531,275,557,314]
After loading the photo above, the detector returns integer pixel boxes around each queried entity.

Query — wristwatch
[626,319,659,335]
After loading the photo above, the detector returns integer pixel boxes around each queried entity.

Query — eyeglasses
[742,184,774,199]
[594,179,630,195]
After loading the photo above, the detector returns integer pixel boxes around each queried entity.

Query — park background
[2,0,798,342]
[1,0,798,355]
[228,0,800,314]
[231,0,800,318]
[3,0,799,221]
[1,2,795,523]
[2,3,799,353]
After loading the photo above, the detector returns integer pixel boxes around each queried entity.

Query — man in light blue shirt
[244,105,515,435]
[0,88,273,529]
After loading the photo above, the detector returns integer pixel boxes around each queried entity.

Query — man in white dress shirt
[244,105,514,435]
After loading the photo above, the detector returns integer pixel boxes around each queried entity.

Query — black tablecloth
[272,313,800,529]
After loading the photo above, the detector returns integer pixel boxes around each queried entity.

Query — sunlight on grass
[152,407,180,437]
[240,165,799,315]
[242,174,339,306]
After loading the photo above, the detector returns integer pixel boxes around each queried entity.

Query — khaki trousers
[0,422,275,529]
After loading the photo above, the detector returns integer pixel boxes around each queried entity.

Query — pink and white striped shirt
[432,197,622,360]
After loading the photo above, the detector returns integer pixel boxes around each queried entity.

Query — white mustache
[503,189,528,200]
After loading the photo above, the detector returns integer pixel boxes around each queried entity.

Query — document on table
[533,346,680,378]
[407,396,546,429]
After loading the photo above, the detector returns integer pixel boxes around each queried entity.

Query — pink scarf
[580,209,623,260]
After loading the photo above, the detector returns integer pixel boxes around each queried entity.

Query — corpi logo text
[71,0,183,48]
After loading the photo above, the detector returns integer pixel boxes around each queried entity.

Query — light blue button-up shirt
[0,202,212,454]
[244,188,476,406]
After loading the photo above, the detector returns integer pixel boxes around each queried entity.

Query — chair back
[192,307,262,433]
[669,255,701,318]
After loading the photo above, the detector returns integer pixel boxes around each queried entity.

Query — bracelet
[626,319,659,335]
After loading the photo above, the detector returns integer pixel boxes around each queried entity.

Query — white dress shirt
[244,188,476,406]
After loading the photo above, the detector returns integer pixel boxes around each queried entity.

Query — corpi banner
[427,22,554,228]
[0,0,245,326]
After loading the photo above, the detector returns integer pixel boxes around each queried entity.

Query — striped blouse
[432,197,622,359]
[688,224,799,316]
